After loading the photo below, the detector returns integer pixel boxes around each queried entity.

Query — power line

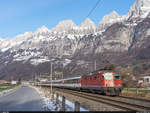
[83,0,111,64]
[85,0,102,19]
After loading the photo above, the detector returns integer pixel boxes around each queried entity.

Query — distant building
[11,80,17,85]
[40,78,48,82]
[138,76,150,88]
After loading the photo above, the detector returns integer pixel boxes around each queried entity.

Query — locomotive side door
[82,75,87,87]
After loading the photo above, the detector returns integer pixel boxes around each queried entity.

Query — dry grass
[145,94,150,98]
[121,91,150,98]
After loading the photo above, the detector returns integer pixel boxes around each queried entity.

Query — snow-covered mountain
[36,26,50,34]
[1,0,150,80]
[127,0,150,18]
[80,18,96,30]
[97,11,126,31]
[52,20,76,33]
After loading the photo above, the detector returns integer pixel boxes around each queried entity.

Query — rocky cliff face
[127,0,150,19]
[0,0,150,80]
[98,11,125,31]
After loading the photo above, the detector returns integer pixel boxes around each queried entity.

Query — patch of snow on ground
[32,86,88,111]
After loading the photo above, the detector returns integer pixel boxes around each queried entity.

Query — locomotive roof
[86,69,114,75]
[93,68,114,73]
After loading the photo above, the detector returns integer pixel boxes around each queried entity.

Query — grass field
[123,88,150,93]
[0,84,17,92]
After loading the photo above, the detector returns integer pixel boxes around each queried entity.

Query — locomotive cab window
[102,76,104,80]
[115,73,120,80]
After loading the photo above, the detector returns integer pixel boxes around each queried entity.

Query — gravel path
[0,85,44,111]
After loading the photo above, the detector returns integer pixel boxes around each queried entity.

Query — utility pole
[62,72,63,79]
[94,60,96,71]
[34,75,36,85]
[39,73,41,88]
[50,62,53,99]
[62,65,63,79]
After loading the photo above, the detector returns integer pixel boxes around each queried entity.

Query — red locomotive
[51,69,122,96]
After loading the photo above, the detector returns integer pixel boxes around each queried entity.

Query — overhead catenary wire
[84,0,102,20]
[83,0,112,66]
[85,0,114,66]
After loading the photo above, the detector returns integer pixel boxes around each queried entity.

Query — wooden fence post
[56,93,59,104]
[62,96,65,111]
[54,93,59,111]
[74,101,80,111]
[127,88,129,96]
[136,88,138,95]
[52,92,54,99]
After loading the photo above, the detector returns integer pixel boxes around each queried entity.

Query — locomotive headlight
[118,84,121,86]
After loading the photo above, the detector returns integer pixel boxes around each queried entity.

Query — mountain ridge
[0,0,150,80]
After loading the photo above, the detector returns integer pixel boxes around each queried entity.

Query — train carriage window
[65,80,68,83]
[71,79,74,83]
[72,79,75,83]
[64,79,78,84]
[76,79,78,83]
[72,79,78,83]
[75,79,77,83]
[71,80,73,83]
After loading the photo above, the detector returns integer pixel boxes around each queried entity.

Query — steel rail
[54,88,150,111]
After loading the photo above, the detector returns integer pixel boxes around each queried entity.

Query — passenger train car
[52,70,122,96]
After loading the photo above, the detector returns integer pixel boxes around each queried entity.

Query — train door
[97,73,102,86]
[81,75,87,87]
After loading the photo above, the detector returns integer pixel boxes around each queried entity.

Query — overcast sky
[0,0,136,38]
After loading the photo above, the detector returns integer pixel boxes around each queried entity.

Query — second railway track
[53,87,150,111]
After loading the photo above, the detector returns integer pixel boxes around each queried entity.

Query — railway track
[119,95,150,103]
[54,88,150,111]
